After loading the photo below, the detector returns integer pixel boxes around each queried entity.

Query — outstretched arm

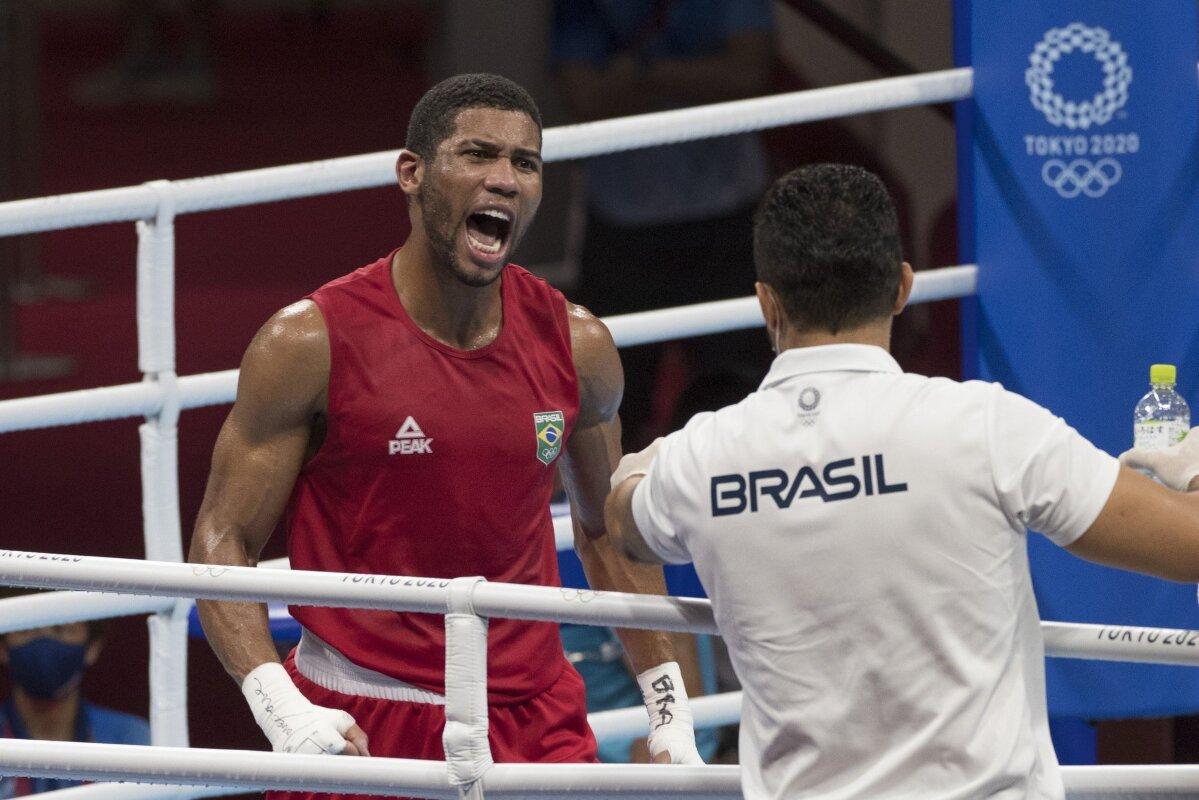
[1068,464,1199,580]
[188,300,367,756]
[559,300,704,764]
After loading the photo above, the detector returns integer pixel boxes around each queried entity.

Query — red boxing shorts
[266,650,599,800]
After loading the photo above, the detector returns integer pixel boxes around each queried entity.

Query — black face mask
[7,637,88,699]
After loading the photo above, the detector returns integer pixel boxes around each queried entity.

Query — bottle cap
[1150,363,1177,385]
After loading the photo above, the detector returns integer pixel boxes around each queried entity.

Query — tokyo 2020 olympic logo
[1026,23,1131,130]
[1022,23,1136,199]
[1041,158,1122,199]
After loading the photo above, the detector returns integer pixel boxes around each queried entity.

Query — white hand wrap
[611,437,663,490]
[1119,427,1199,491]
[241,662,357,755]
[637,661,703,765]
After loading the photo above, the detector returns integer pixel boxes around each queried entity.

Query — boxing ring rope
[0,739,741,799]
[6,556,1199,669]
[0,553,719,633]
[8,741,1199,800]
[0,68,970,238]
[0,62,1188,796]
[0,263,976,434]
[4,553,1199,799]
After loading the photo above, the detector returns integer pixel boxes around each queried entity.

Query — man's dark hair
[753,164,903,334]
[405,73,542,159]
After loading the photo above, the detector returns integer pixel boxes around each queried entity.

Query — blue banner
[957,0,1199,717]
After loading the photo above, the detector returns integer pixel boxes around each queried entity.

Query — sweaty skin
[189,106,690,760]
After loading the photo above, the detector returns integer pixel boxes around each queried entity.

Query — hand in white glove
[1119,427,1199,492]
[241,662,370,756]
[637,661,704,765]
[611,438,664,491]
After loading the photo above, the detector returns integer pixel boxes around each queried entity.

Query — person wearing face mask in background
[0,614,150,797]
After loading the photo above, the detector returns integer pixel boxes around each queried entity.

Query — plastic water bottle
[1133,363,1190,452]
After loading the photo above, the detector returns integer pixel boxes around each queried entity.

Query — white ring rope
[0,69,972,238]
[0,263,977,435]
[1059,765,1199,795]
[3,739,1199,799]
[603,263,976,349]
[32,785,232,800]
[3,550,1199,668]
[0,550,718,634]
[1041,620,1199,666]
[0,739,740,799]
[33,786,233,800]
[0,589,175,633]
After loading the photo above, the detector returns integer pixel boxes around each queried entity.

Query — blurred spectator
[0,617,149,796]
[73,0,218,106]
[551,0,776,449]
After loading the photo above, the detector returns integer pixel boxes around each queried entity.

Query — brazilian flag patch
[533,410,565,465]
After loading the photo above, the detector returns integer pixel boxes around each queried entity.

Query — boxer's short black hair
[754,164,903,334]
[405,73,542,160]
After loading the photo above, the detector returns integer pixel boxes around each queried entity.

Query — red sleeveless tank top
[287,254,579,704]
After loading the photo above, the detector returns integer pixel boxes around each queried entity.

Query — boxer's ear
[396,149,423,199]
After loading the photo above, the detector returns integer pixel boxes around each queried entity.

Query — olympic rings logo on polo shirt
[1041,158,1122,198]
[1026,23,1132,131]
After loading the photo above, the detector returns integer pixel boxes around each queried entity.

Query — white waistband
[294,628,446,705]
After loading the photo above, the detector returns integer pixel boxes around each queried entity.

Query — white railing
[9,740,1199,800]
[8,554,1199,669]
[0,263,976,434]
[0,552,717,633]
[0,555,741,799]
[4,552,1199,798]
[11,739,1199,800]
[0,739,739,799]
[0,69,971,238]
[8,552,1199,669]
[0,67,981,798]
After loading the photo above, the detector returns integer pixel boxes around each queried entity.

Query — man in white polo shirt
[603,163,1199,799]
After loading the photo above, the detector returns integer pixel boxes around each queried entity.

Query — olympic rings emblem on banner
[1041,158,1122,198]
[1026,23,1132,130]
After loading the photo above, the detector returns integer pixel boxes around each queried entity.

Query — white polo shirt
[632,344,1119,800]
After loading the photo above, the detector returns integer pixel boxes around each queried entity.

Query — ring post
[443,576,492,800]
[136,180,189,749]
[956,0,1199,720]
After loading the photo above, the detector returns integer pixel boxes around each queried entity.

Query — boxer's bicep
[561,299,624,532]
[192,300,329,564]
[189,301,329,683]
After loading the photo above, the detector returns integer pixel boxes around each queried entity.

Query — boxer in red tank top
[189,74,703,799]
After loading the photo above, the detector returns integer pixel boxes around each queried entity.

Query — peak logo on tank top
[534,410,565,465]
[388,416,433,455]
